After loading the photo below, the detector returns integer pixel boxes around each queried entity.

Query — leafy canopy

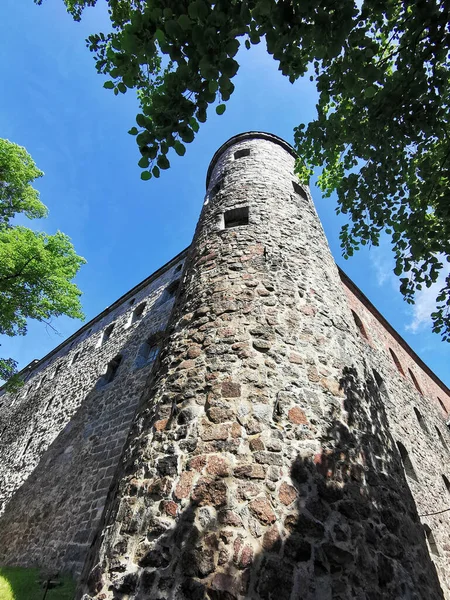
[38,0,450,340]
[0,139,85,389]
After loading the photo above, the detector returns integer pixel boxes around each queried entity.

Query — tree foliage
[37,0,450,340]
[0,139,86,389]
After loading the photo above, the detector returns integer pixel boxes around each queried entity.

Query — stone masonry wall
[0,252,186,576]
[81,133,449,600]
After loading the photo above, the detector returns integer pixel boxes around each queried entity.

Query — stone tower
[80,132,448,600]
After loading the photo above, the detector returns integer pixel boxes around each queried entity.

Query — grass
[0,567,76,600]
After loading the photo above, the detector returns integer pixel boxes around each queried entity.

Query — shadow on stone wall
[91,365,444,600]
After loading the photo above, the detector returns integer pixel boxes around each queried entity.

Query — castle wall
[0,253,186,576]
[80,133,449,600]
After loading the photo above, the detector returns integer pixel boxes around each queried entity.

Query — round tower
[83,133,443,599]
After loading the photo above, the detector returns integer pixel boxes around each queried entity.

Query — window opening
[442,474,450,494]
[437,397,447,414]
[211,182,222,196]
[130,302,146,325]
[166,280,180,299]
[175,263,183,273]
[292,180,308,200]
[396,441,418,481]
[435,426,448,450]
[44,396,55,412]
[52,364,62,379]
[408,368,423,395]
[20,435,33,461]
[129,298,136,306]
[224,206,249,229]
[423,525,439,556]
[100,355,122,386]
[413,407,428,434]
[100,323,115,346]
[389,348,405,376]
[37,375,47,389]
[351,310,369,340]
[71,351,80,365]
[234,148,250,160]
[135,337,160,369]
[373,369,388,395]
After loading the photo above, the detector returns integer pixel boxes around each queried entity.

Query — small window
[292,180,308,200]
[99,355,122,387]
[413,407,428,434]
[435,426,448,450]
[442,475,450,494]
[408,369,423,395]
[36,375,47,389]
[20,435,33,461]
[166,280,180,299]
[52,364,62,379]
[175,263,183,273]
[129,298,136,306]
[44,396,55,412]
[234,148,250,160]
[389,348,405,376]
[423,525,439,556]
[130,302,146,326]
[373,369,388,395]
[351,310,369,340]
[437,397,447,414]
[396,441,418,481]
[135,338,160,369]
[224,206,249,229]
[71,352,80,365]
[211,182,222,196]
[99,323,115,347]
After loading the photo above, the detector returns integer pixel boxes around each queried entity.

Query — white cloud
[405,261,450,334]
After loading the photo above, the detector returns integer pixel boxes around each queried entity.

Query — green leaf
[103,81,115,89]
[140,171,152,181]
[138,156,150,168]
[216,104,226,115]
[364,86,377,99]
[128,127,139,136]
[136,114,147,127]
[226,39,240,57]
[174,141,186,156]
[157,155,170,169]
[208,80,218,93]
[178,14,192,31]
[152,166,160,178]
[154,29,166,44]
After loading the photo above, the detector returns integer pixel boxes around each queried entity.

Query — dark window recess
[224,206,249,229]
[396,441,418,481]
[101,355,122,386]
[389,348,405,376]
[435,426,448,450]
[351,310,369,340]
[424,524,439,556]
[129,298,136,306]
[234,148,250,160]
[438,397,447,414]
[408,368,423,395]
[211,182,222,196]
[442,474,450,494]
[131,303,146,325]
[20,436,33,460]
[373,369,388,396]
[102,324,115,345]
[44,396,55,412]
[136,338,160,369]
[166,279,180,299]
[175,263,183,273]
[72,352,80,365]
[413,407,429,434]
[292,180,308,200]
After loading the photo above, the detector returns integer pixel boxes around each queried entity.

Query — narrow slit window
[224,206,249,229]
[435,426,448,450]
[292,180,308,200]
[413,407,428,434]
[396,441,418,481]
[20,436,33,460]
[442,474,450,494]
[44,396,55,412]
[99,355,122,386]
[166,280,180,300]
[351,310,369,340]
[424,525,439,556]
[408,369,423,395]
[135,337,160,369]
[437,397,447,414]
[211,182,222,196]
[52,364,62,379]
[389,348,405,376]
[36,375,47,389]
[234,148,250,160]
[130,302,146,325]
[71,351,80,365]
[129,298,136,306]
[175,263,183,273]
[373,369,388,396]
[100,323,115,346]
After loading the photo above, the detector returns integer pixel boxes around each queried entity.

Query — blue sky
[1,0,449,387]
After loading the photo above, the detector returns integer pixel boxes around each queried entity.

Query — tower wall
[82,133,447,599]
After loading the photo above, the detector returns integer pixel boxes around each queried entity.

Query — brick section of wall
[80,133,448,600]
[0,254,186,576]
